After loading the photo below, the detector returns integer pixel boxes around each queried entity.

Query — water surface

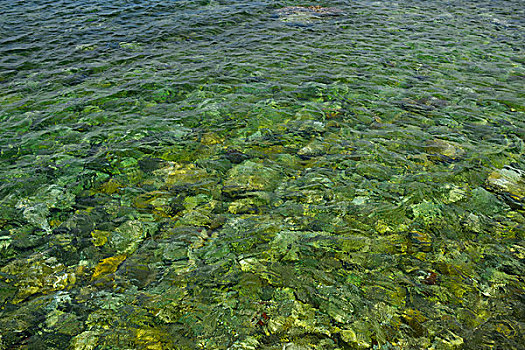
[0,0,524,349]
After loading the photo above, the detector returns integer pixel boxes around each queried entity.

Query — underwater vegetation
[0,0,524,349]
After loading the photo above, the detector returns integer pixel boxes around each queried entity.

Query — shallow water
[0,0,524,349]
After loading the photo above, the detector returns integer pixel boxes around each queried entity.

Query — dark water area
[0,0,524,349]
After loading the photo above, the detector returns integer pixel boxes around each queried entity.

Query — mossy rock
[223,160,282,195]
[486,166,524,208]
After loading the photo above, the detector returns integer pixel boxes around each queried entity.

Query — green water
[0,0,524,349]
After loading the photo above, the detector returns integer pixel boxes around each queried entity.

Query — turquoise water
[0,0,524,349]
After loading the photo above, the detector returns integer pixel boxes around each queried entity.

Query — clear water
[0,0,524,349]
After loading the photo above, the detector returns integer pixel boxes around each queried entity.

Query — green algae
[0,0,524,349]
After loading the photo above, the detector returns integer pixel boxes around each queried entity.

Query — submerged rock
[154,162,210,188]
[223,160,282,195]
[486,166,525,208]
[409,230,433,252]
[1,255,77,303]
[70,331,100,350]
[15,185,75,234]
[110,220,155,254]
[297,139,329,159]
[228,193,270,214]
[340,321,373,349]
[470,187,503,216]
[411,200,443,226]
[91,254,127,281]
[425,139,464,161]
